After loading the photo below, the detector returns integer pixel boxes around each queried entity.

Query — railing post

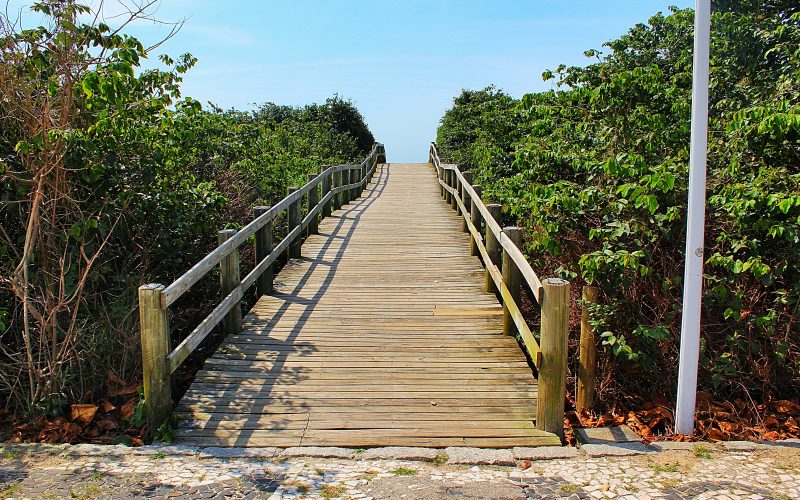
[470,185,482,256]
[287,187,301,259]
[485,204,502,293]
[351,166,358,200]
[307,173,319,236]
[138,283,171,438]
[444,169,452,204]
[333,168,342,210]
[253,206,273,296]
[450,170,459,210]
[501,227,522,337]
[218,229,241,335]
[537,277,570,439]
[578,285,600,412]
[322,167,332,219]
[461,172,472,232]
[342,169,350,205]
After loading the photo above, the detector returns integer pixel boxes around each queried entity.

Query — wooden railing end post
[537,277,571,439]
[138,283,171,439]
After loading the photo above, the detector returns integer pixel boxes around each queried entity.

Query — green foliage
[437,5,800,401]
[0,1,374,416]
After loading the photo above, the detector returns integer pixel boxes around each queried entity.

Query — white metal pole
[675,0,711,436]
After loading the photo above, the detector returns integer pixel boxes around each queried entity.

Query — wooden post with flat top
[287,187,301,258]
[501,226,522,336]
[322,167,332,218]
[485,204,502,293]
[461,172,472,232]
[138,283,171,438]
[470,185,482,256]
[537,277,570,439]
[307,173,319,235]
[577,285,600,412]
[253,206,273,296]
[218,229,241,336]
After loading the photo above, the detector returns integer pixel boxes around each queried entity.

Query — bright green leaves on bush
[437,3,800,400]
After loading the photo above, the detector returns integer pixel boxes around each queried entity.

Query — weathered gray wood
[450,169,459,210]
[485,204,502,293]
[445,169,452,204]
[537,277,570,439]
[470,185,482,256]
[322,167,332,218]
[219,229,241,336]
[287,187,301,259]
[175,162,558,448]
[139,283,171,438]
[578,286,599,412]
[461,172,472,232]
[253,206,273,296]
[307,173,319,235]
[501,227,522,337]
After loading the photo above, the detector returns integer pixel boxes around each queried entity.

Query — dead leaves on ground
[566,393,800,444]
[6,374,145,446]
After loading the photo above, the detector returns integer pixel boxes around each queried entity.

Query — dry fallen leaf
[70,404,97,424]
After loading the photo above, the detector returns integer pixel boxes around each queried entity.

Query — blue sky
[23,1,693,161]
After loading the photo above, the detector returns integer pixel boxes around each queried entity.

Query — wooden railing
[429,143,571,437]
[138,144,386,434]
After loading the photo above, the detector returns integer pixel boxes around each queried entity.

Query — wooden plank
[174,163,558,448]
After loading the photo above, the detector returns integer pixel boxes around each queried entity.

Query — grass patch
[151,451,165,460]
[358,471,378,481]
[354,448,366,454]
[391,466,418,476]
[1,449,19,461]
[558,483,579,494]
[432,453,449,466]
[320,484,347,499]
[2,483,21,497]
[315,468,326,476]
[283,479,309,494]
[692,444,712,459]
[647,461,680,473]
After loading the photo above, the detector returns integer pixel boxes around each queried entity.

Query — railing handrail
[138,142,385,437]
[429,142,570,439]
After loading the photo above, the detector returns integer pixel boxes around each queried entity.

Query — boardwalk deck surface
[175,163,559,447]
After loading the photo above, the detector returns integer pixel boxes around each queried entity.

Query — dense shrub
[437,4,800,403]
[0,1,374,416]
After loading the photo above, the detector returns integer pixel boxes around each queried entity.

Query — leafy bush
[437,4,800,402]
[0,1,374,416]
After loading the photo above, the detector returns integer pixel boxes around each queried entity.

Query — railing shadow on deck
[137,144,385,439]
[195,164,392,446]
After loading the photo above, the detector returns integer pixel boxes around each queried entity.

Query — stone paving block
[67,444,133,457]
[133,444,199,456]
[443,447,515,466]
[575,425,642,444]
[360,447,442,461]
[776,438,800,448]
[580,442,651,457]
[648,441,705,452]
[720,440,769,452]
[0,443,68,457]
[512,446,578,460]
[280,446,356,459]
[197,447,277,459]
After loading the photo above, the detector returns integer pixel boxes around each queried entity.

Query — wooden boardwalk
[175,163,559,447]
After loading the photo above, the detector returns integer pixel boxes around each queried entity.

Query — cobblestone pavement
[1,442,799,499]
